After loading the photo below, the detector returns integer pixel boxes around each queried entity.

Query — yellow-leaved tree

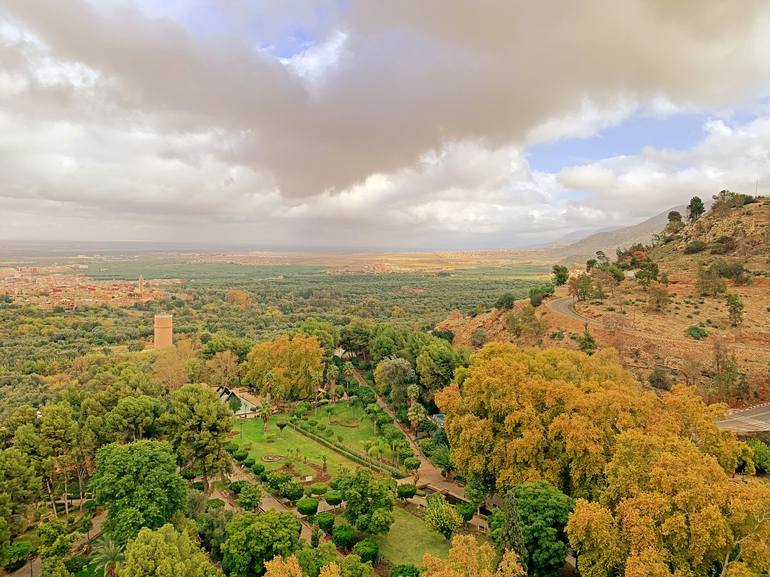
[243,334,324,400]
[422,535,525,577]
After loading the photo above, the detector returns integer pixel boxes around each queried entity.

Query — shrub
[296,497,320,516]
[403,457,421,473]
[495,292,516,310]
[243,457,256,469]
[191,481,205,492]
[332,523,358,549]
[397,484,417,500]
[181,469,197,480]
[64,554,89,574]
[316,511,335,533]
[251,462,265,477]
[310,482,328,496]
[281,481,305,502]
[353,539,379,563]
[3,540,35,572]
[390,565,421,577]
[686,325,709,340]
[455,502,476,522]
[748,439,770,474]
[325,490,343,507]
[266,471,292,490]
[207,498,225,509]
[648,369,672,391]
[684,240,706,254]
[225,442,239,454]
[233,450,249,462]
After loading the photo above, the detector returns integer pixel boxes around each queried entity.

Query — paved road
[717,404,770,434]
[546,296,591,324]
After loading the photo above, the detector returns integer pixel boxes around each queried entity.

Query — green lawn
[233,415,362,479]
[312,402,378,453]
[374,506,450,566]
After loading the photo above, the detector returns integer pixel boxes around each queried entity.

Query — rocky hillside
[652,193,770,264]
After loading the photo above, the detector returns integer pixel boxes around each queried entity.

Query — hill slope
[555,205,684,263]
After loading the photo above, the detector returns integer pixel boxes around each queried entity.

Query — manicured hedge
[316,511,335,533]
[296,497,319,516]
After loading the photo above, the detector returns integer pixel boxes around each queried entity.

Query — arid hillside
[438,193,770,406]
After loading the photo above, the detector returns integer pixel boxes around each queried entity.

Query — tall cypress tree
[492,489,528,571]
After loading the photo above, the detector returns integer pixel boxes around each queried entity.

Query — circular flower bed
[262,454,284,462]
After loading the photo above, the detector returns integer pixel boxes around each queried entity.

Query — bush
[310,482,328,496]
[281,481,305,502]
[3,540,35,572]
[266,471,292,490]
[251,462,265,477]
[390,565,421,577]
[64,555,89,574]
[243,457,256,468]
[316,511,335,533]
[229,480,246,494]
[191,481,205,492]
[296,497,320,516]
[455,502,476,522]
[332,523,358,549]
[234,450,249,462]
[207,498,225,509]
[748,439,770,474]
[353,539,380,563]
[495,292,516,310]
[181,469,197,480]
[648,369,672,391]
[686,325,709,340]
[684,240,706,254]
[225,442,239,454]
[397,484,417,500]
[325,490,343,507]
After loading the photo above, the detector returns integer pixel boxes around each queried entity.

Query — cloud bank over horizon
[2,0,770,248]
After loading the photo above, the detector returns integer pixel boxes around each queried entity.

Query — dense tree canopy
[437,344,745,499]
[244,334,324,400]
[168,384,234,492]
[90,440,187,544]
[221,511,302,577]
[121,524,223,577]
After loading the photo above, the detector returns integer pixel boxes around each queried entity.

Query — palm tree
[257,399,272,432]
[92,538,125,577]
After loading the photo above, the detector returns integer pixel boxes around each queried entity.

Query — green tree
[490,489,527,572]
[237,483,262,512]
[687,196,705,221]
[340,318,374,359]
[726,293,744,327]
[495,293,516,310]
[424,494,463,540]
[337,469,396,535]
[577,325,597,356]
[513,481,573,577]
[374,357,415,406]
[39,401,78,517]
[90,440,187,544]
[104,395,164,442]
[168,384,234,493]
[416,340,460,395]
[121,524,223,577]
[91,538,125,577]
[221,511,302,577]
[552,265,569,286]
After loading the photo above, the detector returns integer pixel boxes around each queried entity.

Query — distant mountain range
[552,205,685,263]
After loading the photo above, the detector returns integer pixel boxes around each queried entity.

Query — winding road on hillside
[546,296,593,324]
[545,296,770,434]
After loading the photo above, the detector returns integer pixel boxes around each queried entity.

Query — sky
[2,0,770,249]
